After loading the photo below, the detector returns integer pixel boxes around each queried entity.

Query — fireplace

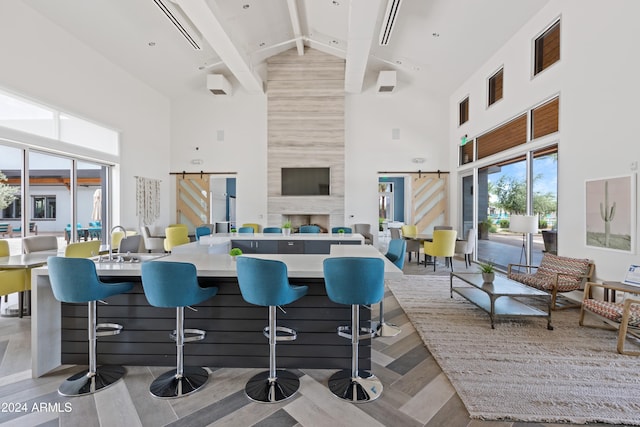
[284,214,330,233]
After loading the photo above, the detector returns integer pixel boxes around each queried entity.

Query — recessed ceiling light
[148,42,156,47]
[432,32,440,38]
[331,40,339,44]
[332,1,340,5]
[242,4,250,9]
[395,60,403,65]
[259,42,266,47]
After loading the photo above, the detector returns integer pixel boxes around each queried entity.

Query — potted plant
[282,221,292,236]
[479,262,495,283]
[337,228,345,236]
[229,247,243,260]
[230,227,237,236]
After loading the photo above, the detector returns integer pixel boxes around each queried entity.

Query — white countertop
[199,232,365,243]
[31,245,402,279]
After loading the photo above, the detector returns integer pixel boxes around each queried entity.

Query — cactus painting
[599,180,616,247]
[586,175,634,252]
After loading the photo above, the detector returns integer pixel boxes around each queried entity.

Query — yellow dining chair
[401,225,421,263]
[423,230,457,271]
[0,240,28,318]
[164,226,190,252]
[65,240,101,258]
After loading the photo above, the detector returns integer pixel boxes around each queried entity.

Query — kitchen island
[31,247,401,378]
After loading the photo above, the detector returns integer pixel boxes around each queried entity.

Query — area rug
[386,275,640,425]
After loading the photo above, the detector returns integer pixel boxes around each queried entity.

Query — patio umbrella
[91,189,101,221]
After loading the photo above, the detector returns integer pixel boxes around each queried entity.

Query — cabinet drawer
[278,240,304,254]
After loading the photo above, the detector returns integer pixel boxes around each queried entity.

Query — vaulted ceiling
[24,0,549,99]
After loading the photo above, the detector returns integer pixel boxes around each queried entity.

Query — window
[32,196,56,219]
[488,68,504,106]
[531,97,559,139]
[459,97,469,125]
[476,114,527,160]
[534,20,560,75]
[2,196,21,219]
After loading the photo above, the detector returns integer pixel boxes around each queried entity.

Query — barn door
[175,173,210,229]
[411,172,449,233]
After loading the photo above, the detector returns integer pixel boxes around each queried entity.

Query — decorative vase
[482,272,495,283]
[282,228,291,236]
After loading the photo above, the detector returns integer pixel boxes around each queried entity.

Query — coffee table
[450,272,553,330]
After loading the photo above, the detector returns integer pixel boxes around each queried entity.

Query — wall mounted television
[281,167,330,196]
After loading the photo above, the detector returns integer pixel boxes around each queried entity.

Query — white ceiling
[24,0,550,99]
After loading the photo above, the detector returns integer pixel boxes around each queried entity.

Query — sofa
[508,253,594,310]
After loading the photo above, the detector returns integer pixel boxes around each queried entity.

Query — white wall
[170,82,267,228]
[449,0,640,280]
[170,71,448,242]
[0,1,171,232]
[346,75,449,243]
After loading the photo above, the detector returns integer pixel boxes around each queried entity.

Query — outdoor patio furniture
[508,253,594,310]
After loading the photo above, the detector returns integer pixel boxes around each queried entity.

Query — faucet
[109,225,127,260]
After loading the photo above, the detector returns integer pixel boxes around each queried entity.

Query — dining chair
[65,240,101,258]
[263,227,282,233]
[299,225,320,233]
[141,226,165,253]
[0,240,28,318]
[401,225,421,263]
[353,224,373,244]
[423,230,457,271]
[455,228,476,268]
[23,235,58,253]
[118,235,142,253]
[164,226,190,252]
[195,226,212,240]
[242,223,261,233]
[331,227,352,234]
[390,227,401,240]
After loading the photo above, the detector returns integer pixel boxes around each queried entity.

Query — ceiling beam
[286,0,305,55]
[173,0,263,93]
[344,0,383,93]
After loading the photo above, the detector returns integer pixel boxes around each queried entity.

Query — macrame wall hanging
[136,176,161,225]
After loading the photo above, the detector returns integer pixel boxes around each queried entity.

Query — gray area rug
[387,274,640,425]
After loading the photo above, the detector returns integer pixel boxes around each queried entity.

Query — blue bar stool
[236,257,308,402]
[47,257,135,396]
[141,261,218,398]
[323,257,385,402]
[376,239,406,337]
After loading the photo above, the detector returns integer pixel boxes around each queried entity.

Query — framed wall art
[585,174,636,253]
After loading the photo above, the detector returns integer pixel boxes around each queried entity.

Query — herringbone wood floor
[0,258,623,426]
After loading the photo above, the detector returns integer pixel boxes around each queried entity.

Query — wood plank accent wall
[532,97,559,139]
[266,48,346,228]
[476,114,527,160]
[61,279,370,370]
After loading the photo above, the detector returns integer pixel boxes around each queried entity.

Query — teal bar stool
[47,257,135,396]
[238,226,254,234]
[141,261,218,398]
[375,239,406,337]
[263,227,282,233]
[331,227,352,233]
[236,257,308,402]
[323,257,385,403]
[299,225,320,233]
[195,226,212,240]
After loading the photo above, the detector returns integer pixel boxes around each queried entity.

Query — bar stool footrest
[58,365,126,396]
[262,325,297,341]
[96,322,124,337]
[150,366,209,399]
[169,328,206,343]
[328,369,383,403]
[245,369,300,403]
[374,321,402,337]
[337,325,376,340]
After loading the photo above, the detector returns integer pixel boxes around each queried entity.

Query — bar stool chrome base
[150,366,209,399]
[375,321,401,337]
[245,370,300,403]
[328,369,383,403]
[58,365,126,396]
